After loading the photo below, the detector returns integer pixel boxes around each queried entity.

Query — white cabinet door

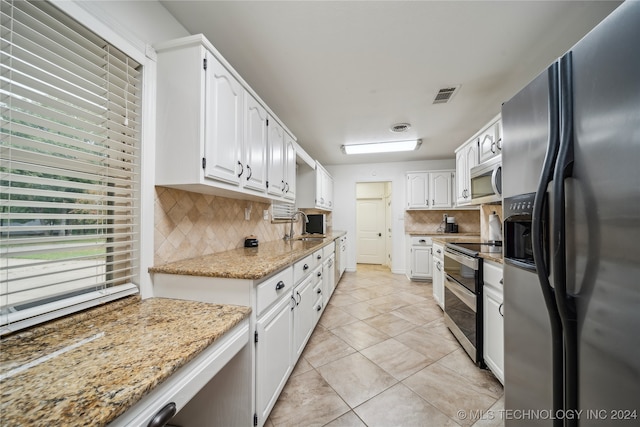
[267,118,285,197]
[483,284,504,384]
[204,51,243,185]
[406,172,429,209]
[292,274,316,360]
[455,139,479,206]
[410,246,432,279]
[284,134,296,201]
[243,93,268,193]
[430,171,454,209]
[255,294,293,424]
[478,120,502,163]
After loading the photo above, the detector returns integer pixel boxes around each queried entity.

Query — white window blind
[1,0,140,334]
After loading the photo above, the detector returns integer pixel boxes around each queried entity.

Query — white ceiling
[159,0,621,166]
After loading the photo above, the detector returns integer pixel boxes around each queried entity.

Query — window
[1,0,140,334]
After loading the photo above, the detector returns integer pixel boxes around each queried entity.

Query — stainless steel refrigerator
[501,1,640,426]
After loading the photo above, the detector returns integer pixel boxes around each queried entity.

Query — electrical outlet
[263,210,269,221]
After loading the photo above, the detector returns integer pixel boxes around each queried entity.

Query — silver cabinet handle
[246,164,252,180]
[237,160,243,178]
[496,138,502,150]
[275,281,285,290]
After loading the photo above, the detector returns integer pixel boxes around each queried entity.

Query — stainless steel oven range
[443,242,492,367]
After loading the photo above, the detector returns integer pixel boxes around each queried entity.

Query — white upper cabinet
[406,171,454,209]
[154,35,296,203]
[455,138,479,206]
[430,170,454,208]
[284,134,296,201]
[267,118,286,197]
[478,117,502,164]
[406,172,429,209]
[297,161,334,211]
[204,50,244,185]
[244,93,269,193]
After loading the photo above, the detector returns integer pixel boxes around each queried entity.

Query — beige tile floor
[265,264,504,427]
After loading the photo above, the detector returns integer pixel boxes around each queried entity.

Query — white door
[356,198,385,264]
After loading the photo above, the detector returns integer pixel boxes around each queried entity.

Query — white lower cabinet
[407,235,433,280]
[292,272,317,360]
[255,295,293,423]
[483,260,504,384]
[432,242,445,310]
[152,241,340,427]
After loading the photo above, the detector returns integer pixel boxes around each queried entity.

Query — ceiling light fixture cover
[341,139,422,155]
[390,122,411,133]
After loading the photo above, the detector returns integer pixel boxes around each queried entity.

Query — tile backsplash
[154,187,301,265]
[404,209,480,234]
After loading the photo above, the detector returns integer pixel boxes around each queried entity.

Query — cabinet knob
[303,264,309,270]
[275,281,285,290]
[147,402,176,427]
[317,254,322,260]
[317,288,322,294]
[317,271,322,277]
[316,304,322,311]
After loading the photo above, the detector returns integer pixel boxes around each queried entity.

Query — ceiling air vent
[433,86,460,104]
[390,122,411,133]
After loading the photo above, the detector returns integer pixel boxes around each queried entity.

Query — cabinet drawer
[323,242,335,258]
[257,267,294,316]
[483,261,503,290]
[432,243,445,261]
[313,249,323,265]
[293,254,315,284]
[410,236,433,246]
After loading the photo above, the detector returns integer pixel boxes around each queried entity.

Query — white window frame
[1,0,156,334]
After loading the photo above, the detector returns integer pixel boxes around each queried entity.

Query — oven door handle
[444,249,478,270]
[445,274,476,312]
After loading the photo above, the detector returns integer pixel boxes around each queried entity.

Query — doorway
[356,182,392,267]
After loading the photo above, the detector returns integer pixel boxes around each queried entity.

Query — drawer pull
[147,402,176,427]
[317,254,322,260]
[317,271,322,277]
[316,304,322,311]
[317,288,322,294]
[499,303,504,317]
[275,281,285,290]
[303,264,309,270]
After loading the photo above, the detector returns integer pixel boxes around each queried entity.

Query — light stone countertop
[0,296,251,427]
[149,231,346,280]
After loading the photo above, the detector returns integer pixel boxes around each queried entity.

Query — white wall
[326,159,455,275]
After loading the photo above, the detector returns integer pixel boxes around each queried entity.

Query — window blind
[1,0,140,333]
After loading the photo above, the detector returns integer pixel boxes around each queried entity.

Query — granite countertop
[0,296,251,427]
[150,232,345,280]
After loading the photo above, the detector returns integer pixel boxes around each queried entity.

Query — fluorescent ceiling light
[341,139,422,155]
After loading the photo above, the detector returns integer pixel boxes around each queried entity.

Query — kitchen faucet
[285,211,308,241]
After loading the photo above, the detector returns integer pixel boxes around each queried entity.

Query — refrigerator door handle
[532,61,565,426]
[553,52,579,424]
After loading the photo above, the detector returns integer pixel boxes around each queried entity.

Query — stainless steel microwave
[470,155,502,204]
